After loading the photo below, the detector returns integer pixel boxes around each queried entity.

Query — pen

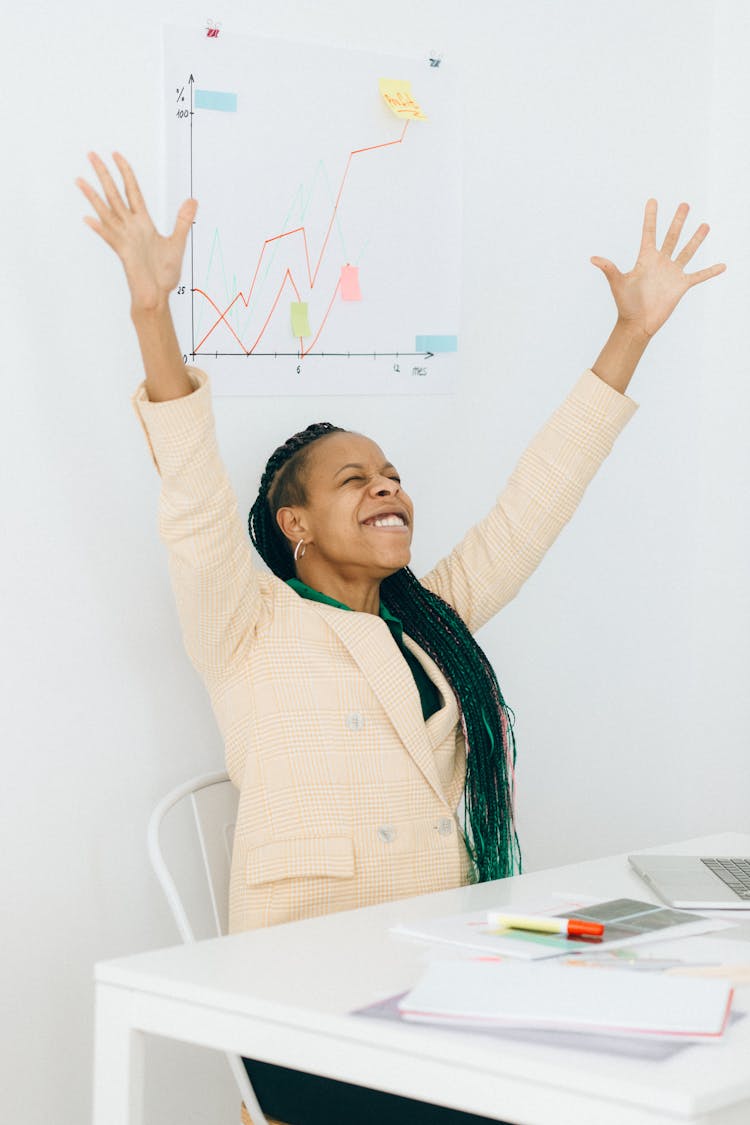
[486,912,605,938]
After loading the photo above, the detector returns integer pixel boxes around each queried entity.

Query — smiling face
[275,431,414,583]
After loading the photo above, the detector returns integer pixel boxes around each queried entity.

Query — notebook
[398,959,734,1041]
[628,855,750,909]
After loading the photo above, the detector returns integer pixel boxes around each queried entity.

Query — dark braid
[248,422,345,579]
[381,570,521,882]
[248,425,522,884]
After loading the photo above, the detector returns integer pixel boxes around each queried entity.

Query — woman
[77,152,724,1125]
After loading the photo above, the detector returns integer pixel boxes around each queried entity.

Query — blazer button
[377,825,397,843]
[437,817,454,837]
[345,712,365,732]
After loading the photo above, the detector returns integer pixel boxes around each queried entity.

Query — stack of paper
[398,960,734,1041]
[391,898,730,960]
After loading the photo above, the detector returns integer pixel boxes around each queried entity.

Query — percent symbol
[176,87,185,102]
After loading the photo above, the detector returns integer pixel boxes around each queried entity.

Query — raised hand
[591,199,726,340]
[77,152,196,400]
[76,152,197,312]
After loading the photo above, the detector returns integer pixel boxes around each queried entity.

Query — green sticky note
[290,302,312,337]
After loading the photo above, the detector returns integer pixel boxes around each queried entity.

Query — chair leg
[240,1101,287,1125]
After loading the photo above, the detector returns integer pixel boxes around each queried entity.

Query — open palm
[76,152,197,310]
[591,200,725,339]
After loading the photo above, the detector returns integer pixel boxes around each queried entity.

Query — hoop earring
[294,539,307,562]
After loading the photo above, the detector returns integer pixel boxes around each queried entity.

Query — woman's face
[280,431,414,578]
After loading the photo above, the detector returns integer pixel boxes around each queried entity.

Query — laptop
[627,854,750,909]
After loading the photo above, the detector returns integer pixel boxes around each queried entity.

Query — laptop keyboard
[701,857,750,899]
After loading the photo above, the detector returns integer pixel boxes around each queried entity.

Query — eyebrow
[334,461,397,478]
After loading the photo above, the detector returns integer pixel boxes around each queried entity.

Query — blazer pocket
[246,835,355,886]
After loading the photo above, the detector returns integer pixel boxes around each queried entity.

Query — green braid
[248,425,522,883]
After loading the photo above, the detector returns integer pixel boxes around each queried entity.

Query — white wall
[2,1,748,1122]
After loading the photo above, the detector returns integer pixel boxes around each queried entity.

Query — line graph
[193,120,410,357]
[164,27,461,395]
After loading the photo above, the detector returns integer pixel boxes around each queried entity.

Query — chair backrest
[148,770,238,942]
[148,771,269,1125]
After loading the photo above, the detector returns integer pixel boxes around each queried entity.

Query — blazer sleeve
[419,370,638,634]
[131,367,266,681]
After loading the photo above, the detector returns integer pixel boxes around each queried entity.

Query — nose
[372,475,398,497]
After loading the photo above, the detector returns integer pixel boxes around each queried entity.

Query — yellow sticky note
[379,78,427,121]
[290,301,311,337]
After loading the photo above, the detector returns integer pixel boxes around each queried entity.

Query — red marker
[486,912,605,938]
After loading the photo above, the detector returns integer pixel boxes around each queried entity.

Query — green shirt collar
[286,578,443,723]
[287,577,402,631]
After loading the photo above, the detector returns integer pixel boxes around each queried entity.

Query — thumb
[590,256,621,283]
[171,198,198,248]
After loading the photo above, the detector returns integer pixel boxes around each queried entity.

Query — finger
[87,151,128,217]
[76,176,115,225]
[685,262,727,288]
[112,151,146,213]
[660,202,690,256]
[675,222,710,268]
[171,198,198,247]
[82,214,118,250]
[639,198,658,254]
[590,256,623,283]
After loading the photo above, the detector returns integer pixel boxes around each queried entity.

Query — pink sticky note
[340,265,362,301]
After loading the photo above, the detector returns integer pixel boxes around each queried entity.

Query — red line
[301,278,342,357]
[309,123,408,288]
[193,288,249,353]
[234,228,308,310]
[247,268,301,355]
[195,118,410,355]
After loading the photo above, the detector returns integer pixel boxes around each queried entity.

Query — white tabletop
[95,832,750,1125]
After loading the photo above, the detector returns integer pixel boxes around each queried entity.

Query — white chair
[147,771,269,1125]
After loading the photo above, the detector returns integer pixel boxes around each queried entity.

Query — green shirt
[287,578,443,722]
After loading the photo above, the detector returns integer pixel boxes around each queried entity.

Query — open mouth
[362,512,409,529]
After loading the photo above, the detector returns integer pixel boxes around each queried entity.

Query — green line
[195,155,353,342]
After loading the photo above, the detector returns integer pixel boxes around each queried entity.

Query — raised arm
[590,198,725,393]
[77,154,265,681]
[423,199,726,632]
[76,150,195,401]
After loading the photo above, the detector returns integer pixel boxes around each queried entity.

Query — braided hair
[248,424,522,883]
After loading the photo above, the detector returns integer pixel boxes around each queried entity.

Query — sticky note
[416,335,458,352]
[340,265,362,301]
[194,89,238,112]
[379,79,427,121]
[291,302,312,337]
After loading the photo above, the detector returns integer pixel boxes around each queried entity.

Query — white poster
[163,25,462,395]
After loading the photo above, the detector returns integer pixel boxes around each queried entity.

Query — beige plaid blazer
[133,369,636,933]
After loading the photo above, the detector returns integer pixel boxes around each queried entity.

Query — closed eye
[339,473,402,486]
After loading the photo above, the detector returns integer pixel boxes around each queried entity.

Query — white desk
[93,832,750,1125]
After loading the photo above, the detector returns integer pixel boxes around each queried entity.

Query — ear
[276,506,310,548]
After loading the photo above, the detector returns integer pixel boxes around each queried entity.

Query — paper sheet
[391,898,732,961]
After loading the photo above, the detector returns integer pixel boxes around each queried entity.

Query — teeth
[372,515,405,527]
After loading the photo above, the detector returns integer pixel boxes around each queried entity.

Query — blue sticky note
[416,335,458,353]
[195,90,238,112]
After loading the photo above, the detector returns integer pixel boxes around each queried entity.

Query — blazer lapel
[402,634,459,747]
[306,602,449,805]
